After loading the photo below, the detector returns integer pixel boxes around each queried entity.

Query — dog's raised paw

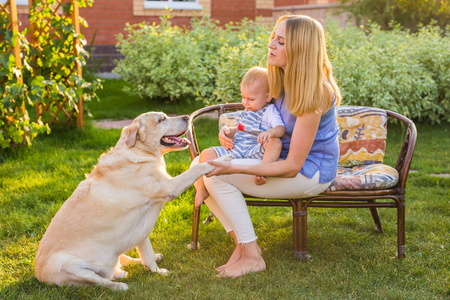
[216,154,233,161]
[216,154,233,162]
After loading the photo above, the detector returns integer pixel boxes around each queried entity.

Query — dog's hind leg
[62,259,129,291]
[136,238,169,275]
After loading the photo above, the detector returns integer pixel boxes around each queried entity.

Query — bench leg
[191,195,200,250]
[368,201,383,232]
[398,198,406,258]
[293,200,310,260]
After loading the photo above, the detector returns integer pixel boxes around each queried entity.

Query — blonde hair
[241,66,269,94]
[268,15,342,116]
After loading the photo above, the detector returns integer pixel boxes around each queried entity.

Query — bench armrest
[186,103,244,160]
[386,110,417,191]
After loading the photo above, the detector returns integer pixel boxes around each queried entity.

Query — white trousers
[191,157,332,244]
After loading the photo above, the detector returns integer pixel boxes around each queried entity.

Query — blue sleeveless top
[274,94,339,183]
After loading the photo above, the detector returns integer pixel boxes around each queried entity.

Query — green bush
[26,0,102,123]
[115,15,449,123]
[327,21,450,123]
[0,15,48,149]
[114,14,269,104]
[213,22,269,103]
[0,0,102,150]
[115,16,209,102]
[337,0,449,32]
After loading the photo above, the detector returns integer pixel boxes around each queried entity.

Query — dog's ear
[137,124,146,143]
[121,121,141,148]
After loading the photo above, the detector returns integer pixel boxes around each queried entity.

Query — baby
[194,66,286,207]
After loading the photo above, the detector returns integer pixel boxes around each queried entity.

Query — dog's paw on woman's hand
[216,154,233,162]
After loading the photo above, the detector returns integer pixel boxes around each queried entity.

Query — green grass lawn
[0,79,449,299]
[87,79,205,120]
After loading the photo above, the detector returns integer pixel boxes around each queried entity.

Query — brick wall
[78,0,207,72]
[211,0,257,24]
[13,0,338,73]
[79,0,195,46]
[275,0,338,6]
[275,0,306,6]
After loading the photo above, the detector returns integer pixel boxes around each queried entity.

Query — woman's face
[268,20,287,70]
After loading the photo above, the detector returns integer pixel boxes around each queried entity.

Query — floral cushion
[326,163,399,192]
[219,111,240,129]
[337,106,387,167]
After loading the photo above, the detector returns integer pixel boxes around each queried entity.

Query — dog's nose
[182,115,189,121]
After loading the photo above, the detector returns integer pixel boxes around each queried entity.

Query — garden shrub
[0,0,102,149]
[327,21,450,123]
[115,14,449,123]
[214,38,268,103]
[0,12,48,149]
[337,0,449,32]
[26,0,102,124]
[114,15,270,104]
[115,16,209,102]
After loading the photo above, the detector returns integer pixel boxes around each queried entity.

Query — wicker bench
[186,104,417,259]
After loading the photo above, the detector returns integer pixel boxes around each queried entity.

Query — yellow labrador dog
[35,112,231,291]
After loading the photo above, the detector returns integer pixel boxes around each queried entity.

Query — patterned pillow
[337,106,387,167]
[326,163,399,192]
[219,111,241,129]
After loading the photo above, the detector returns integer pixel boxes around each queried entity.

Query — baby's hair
[240,67,269,93]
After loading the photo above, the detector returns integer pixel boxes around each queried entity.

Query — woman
[200,14,342,278]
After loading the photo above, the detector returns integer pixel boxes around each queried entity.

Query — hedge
[115,16,450,124]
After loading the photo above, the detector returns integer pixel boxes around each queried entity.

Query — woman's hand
[219,126,234,150]
[206,159,238,177]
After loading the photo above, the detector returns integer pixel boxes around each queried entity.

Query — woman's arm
[207,111,321,178]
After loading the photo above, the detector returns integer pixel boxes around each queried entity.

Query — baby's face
[240,81,269,112]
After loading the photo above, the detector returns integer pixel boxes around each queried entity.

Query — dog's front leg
[136,238,169,275]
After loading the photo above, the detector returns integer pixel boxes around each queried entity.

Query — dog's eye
[158,116,166,123]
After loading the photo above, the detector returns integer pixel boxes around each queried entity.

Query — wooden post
[28,0,36,46]
[9,0,22,84]
[9,0,27,115]
[71,0,84,130]
[28,0,42,120]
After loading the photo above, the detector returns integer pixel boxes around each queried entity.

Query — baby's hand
[257,130,274,145]
[219,126,234,150]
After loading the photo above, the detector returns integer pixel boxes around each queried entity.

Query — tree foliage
[337,0,449,32]
[0,9,48,149]
[0,0,102,150]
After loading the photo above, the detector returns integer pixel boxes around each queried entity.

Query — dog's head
[119,112,190,154]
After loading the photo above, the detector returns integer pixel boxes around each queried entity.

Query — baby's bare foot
[194,189,209,208]
[254,176,267,185]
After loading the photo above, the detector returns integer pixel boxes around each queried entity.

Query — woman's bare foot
[216,246,242,272]
[218,242,265,278]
